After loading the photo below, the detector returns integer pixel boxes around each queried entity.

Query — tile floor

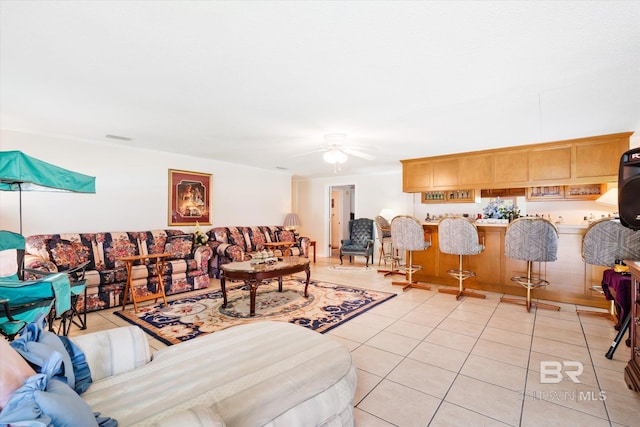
[70,256,640,426]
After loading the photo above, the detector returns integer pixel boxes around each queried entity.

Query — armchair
[339,218,375,267]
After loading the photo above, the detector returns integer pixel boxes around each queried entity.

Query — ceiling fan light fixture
[323,149,347,164]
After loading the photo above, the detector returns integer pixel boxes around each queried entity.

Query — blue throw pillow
[0,375,98,427]
[35,378,98,426]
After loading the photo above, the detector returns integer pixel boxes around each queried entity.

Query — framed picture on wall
[168,169,212,226]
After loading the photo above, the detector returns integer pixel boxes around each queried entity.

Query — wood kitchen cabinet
[401,132,632,192]
[403,161,432,190]
[459,154,493,186]
[529,145,572,182]
[432,159,459,188]
[493,150,529,184]
[575,135,630,179]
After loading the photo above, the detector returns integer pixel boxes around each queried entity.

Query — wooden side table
[117,253,171,312]
[309,240,316,263]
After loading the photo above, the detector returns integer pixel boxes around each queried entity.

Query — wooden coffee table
[220,258,311,316]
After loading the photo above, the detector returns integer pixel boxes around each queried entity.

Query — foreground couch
[1,321,357,426]
[206,226,310,278]
[24,230,213,312]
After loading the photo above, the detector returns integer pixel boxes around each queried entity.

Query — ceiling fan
[296,133,376,172]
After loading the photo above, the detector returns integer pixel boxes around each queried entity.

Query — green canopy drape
[0,151,96,233]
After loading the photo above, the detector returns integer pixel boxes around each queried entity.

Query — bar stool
[438,217,486,300]
[501,217,559,312]
[577,217,640,323]
[390,215,431,291]
[375,215,393,266]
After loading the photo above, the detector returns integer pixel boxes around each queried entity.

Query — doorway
[329,185,355,258]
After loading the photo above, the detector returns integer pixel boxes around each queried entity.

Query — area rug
[114,278,396,345]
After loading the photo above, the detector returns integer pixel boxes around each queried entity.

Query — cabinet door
[403,161,432,192]
[432,159,459,188]
[575,138,627,179]
[494,151,529,184]
[529,145,571,182]
[459,155,493,186]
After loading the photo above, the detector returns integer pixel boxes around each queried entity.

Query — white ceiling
[1,1,639,179]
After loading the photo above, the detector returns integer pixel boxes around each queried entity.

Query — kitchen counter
[422,220,589,230]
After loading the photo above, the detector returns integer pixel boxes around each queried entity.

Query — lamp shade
[283,213,301,228]
[596,188,618,207]
[379,208,394,220]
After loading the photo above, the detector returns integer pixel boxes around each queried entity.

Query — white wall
[0,130,292,236]
[294,170,412,258]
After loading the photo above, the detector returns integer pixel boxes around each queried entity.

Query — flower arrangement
[193,221,209,246]
[483,197,521,220]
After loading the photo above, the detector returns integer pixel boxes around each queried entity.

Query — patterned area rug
[115,278,396,345]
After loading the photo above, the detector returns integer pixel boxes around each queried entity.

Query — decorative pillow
[0,338,36,410]
[163,234,194,259]
[0,375,99,427]
[276,229,296,243]
[46,238,91,272]
[10,317,77,390]
[35,378,99,426]
[104,232,139,269]
[227,227,246,249]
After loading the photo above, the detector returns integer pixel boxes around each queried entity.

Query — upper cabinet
[529,145,572,182]
[401,132,632,192]
[403,160,433,190]
[574,135,630,180]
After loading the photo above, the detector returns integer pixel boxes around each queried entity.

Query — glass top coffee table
[220,257,311,316]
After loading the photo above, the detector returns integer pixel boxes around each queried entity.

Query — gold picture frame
[168,169,212,226]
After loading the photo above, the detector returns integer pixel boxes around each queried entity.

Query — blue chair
[0,230,71,340]
[340,218,375,267]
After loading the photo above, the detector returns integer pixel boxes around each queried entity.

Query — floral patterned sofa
[206,226,310,278]
[24,230,213,313]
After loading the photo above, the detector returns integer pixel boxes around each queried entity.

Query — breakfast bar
[411,221,610,308]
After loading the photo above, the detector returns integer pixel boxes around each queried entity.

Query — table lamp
[284,213,301,237]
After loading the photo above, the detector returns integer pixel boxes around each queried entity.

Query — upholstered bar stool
[375,215,393,266]
[438,217,486,300]
[577,217,640,322]
[501,217,559,312]
[577,218,622,321]
[390,215,432,291]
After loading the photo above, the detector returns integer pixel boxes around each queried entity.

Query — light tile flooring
[70,256,640,426]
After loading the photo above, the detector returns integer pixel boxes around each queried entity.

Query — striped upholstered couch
[206,226,310,278]
[75,321,356,426]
